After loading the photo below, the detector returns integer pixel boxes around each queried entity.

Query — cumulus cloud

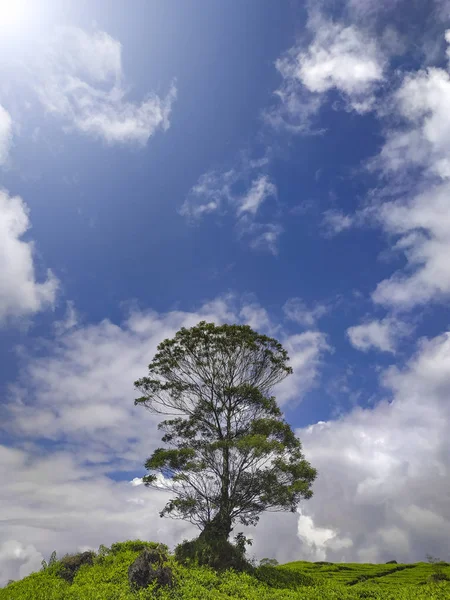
[0,444,184,587]
[291,330,450,563]
[0,295,329,583]
[0,105,12,166]
[347,318,411,353]
[34,26,176,145]
[0,190,58,324]
[372,181,450,308]
[181,160,282,254]
[276,331,331,406]
[366,31,450,309]
[266,16,385,132]
[0,539,43,587]
[377,60,450,179]
[313,29,450,311]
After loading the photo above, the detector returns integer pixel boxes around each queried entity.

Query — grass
[1,540,449,599]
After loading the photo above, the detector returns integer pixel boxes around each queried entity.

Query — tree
[134,321,317,546]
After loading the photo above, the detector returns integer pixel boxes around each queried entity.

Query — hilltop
[1,539,450,599]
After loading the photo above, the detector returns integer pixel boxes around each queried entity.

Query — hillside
[1,540,449,599]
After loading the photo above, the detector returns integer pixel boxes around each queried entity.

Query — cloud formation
[283,298,328,328]
[266,16,385,132]
[294,330,450,563]
[180,160,282,254]
[34,27,176,145]
[347,318,411,353]
[369,31,450,309]
[0,105,12,166]
[0,190,58,325]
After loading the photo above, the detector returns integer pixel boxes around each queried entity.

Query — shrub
[314,561,333,566]
[252,564,316,590]
[426,553,450,583]
[174,535,255,575]
[356,589,378,599]
[386,560,397,564]
[109,540,168,555]
[259,558,279,567]
[57,551,95,583]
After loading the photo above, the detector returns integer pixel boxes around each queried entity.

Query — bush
[259,557,279,567]
[252,564,316,590]
[356,589,378,599]
[109,540,168,555]
[174,535,255,575]
[385,560,397,564]
[314,561,334,566]
[426,553,450,583]
[57,551,95,583]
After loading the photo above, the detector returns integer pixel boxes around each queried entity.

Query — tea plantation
[1,540,449,599]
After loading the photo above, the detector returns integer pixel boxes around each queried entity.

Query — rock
[58,551,95,583]
[128,548,174,591]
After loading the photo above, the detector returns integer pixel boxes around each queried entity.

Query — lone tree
[134,321,317,548]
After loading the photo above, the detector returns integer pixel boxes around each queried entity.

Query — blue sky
[1,0,450,583]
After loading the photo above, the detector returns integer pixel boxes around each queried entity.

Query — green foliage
[57,551,95,583]
[134,321,317,549]
[259,557,279,567]
[174,533,256,575]
[252,563,317,590]
[109,540,168,556]
[425,555,450,583]
[2,539,450,599]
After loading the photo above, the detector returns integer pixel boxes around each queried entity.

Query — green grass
[1,540,449,599]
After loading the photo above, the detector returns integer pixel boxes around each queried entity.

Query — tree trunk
[199,511,233,544]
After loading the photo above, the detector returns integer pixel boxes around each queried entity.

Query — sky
[1,0,450,585]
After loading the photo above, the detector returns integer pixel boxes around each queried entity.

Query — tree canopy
[134,321,317,543]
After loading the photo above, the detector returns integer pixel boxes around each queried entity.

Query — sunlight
[0,0,27,30]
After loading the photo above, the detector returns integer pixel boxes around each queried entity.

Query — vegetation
[1,539,450,599]
[4,323,448,598]
[134,321,317,567]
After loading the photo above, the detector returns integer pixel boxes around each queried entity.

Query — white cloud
[296,21,383,103]
[321,209,354,236]
[283,298,328,328]
[0,105,12,166]
[236,175,277,216]
[179,168,236,221]
[181,162,282,254]
[53,301,78,335]
[34,26,176,145]
[0,540,43,586]
[276,331,331,406]
[372,181,450,308]
[0,190,58,324]
[377,64,450,179]
[244,221,284,255]
[0,444,184,587]
[267,17,384,131]
[353,31,450,311]
[291,330,450,563]
[347,318,411,353]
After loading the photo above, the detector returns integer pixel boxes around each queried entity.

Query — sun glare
[0,0,28,30]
